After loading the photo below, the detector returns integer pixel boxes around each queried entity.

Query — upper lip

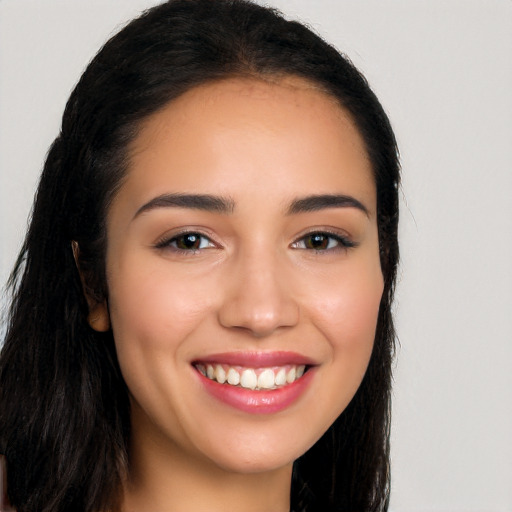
[192,351,316,367]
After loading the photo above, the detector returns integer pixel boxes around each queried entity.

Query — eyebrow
[287,194,369,217]
[133,192,369,219]
[133,193,235,218]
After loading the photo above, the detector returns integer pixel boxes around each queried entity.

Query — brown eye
[291,232,355,251]
[304,234,330,250]
[156,232,215,252]
[175,233,203,250]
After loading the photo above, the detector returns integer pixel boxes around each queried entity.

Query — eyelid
[290,228,357,251]
[152,226,356,254]
[154,228,219,252]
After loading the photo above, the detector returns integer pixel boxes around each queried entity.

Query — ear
[71,241,111,332]
[87,302,111,333]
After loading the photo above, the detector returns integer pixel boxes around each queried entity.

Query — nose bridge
[218,244,299,336]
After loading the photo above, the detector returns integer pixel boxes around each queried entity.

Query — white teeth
[257,368,275,389]
[275,368,287,386]
[197,363,308,390]
[286,367,296,384]
[240,369,258,390]
[215,364,226,384]
[227,367,240,386]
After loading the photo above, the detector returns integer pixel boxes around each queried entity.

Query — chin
[192,424,318,475]
[210,449,297,475]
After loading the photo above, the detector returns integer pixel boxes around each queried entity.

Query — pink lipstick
[192,351,316,414]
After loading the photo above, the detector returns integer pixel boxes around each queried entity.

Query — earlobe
[87,302,111,332]
[71,241,111,332]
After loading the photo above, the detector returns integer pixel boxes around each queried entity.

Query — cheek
[308,262,383,351]
[108,258,215,348]
[308,264,383,420]
[306,256,384,409]
[285,259,383,442]
[106,260,217,413]
[105,260,221,404]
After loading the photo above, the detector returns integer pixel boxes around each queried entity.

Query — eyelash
[155,230,356,254]
[155,231,216,254]
[290,231,356,252]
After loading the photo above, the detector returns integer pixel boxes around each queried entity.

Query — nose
[217,251,299,337]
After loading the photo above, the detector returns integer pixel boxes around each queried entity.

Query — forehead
[117,76,375,217]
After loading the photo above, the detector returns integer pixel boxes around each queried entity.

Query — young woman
[0,1,399,511]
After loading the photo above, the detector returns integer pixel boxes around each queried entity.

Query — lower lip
[196,367,315,414]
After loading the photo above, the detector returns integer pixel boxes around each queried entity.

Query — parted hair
[0,1,399,511]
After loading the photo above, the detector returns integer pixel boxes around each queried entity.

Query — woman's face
[100,77,383,475]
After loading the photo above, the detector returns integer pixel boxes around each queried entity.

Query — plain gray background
[1,1,511,511]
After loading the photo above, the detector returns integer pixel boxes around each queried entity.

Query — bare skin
[89,77,382,512]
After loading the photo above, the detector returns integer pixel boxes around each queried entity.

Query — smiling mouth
[194,363,307,390]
